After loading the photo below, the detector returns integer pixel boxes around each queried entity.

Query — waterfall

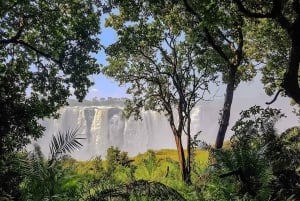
[34,102,224,160]
[35,97,298,160]
[37,106,178,160]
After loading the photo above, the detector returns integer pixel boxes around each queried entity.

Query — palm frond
[49,128,85,161]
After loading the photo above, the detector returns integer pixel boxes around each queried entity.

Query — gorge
[35,97,298,160]
[37,105,202,160]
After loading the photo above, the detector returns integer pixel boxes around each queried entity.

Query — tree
[182,0,256,148]
[103,1,216,183]
[0,0,101,154]
[233,0,300,104]
[106,146,132,171]
[0,0,101,198]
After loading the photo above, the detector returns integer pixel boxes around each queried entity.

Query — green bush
[197,106,300,201]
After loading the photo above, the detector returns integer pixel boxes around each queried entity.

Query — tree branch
[265,89,283,105]
[233,0,292,33]
[182,0,232,65]
[204,28,231,65]
[233,0,276,18]
[182,0,199,18]
[16,39,61,65]
[0,17,25,45]
[234,25,244,67]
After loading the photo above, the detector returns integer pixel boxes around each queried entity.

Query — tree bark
[233,0,300,104]
[175,134,188,183]
[173,130,189,183]
[169,109,190,184]
[186,115,192,184]
[215,66,237,148]
[282,17,300,104]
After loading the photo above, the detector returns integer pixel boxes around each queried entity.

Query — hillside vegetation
[18,107,300,201]
[59,148,209,200]
[2,1,300,200]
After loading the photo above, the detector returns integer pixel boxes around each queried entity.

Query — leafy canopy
[0,0,101,153]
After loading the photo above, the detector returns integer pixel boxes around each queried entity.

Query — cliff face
[35,97,298,160]
[37,106,197,160]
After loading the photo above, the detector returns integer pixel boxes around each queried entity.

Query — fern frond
[49,128,84,161]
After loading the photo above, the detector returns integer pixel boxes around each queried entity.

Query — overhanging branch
[204,28,231,65]
[233,0,276,18]
[0,17,25,45]
[233,0,292,33]
[265,89,283,105]
[16,39,61,65]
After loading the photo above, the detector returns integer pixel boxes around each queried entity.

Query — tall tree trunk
[173,130,188,183]
[186,115,192,184]
[215,66,237,148]
[282,17,300,104]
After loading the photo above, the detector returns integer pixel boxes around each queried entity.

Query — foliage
[77,147,137,200]
[0,0,101,156]
[232,0,300,104]
[0,1,101,197]
[55,147,205,201]
[243,19,290,96]
[49,149,208,201]
[49,128,84,165]
[106,146,133,169]
[142,150,158,179]
[84,180,187,201]
[0,152,27,200]
[20,129,84,201]
[198,106,300,200]
[231,106,300,200]
[106,146,135,182]
[103,0,217,184]
[206,143,273,200]
[231,105,286,142]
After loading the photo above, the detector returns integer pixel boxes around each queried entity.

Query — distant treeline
[67,97,128,107]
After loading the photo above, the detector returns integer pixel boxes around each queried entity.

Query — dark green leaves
[0,0,101,155]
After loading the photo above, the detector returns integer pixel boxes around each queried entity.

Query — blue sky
[63,14,299,145]
[85,14,129,99]
[83,15,294,111]
[85,24,264,101]
[85,17,227,100]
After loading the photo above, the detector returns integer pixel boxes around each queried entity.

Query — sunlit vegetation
[17,146,209,200]
[0,108,299,200]
[61,148,207,200]
[17,108,300,200]
[2,0,300,200]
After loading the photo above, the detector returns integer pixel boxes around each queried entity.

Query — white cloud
[90,88,99,92]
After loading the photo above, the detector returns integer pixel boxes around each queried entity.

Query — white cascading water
[35,97,298,160]
[37,106,186,160]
